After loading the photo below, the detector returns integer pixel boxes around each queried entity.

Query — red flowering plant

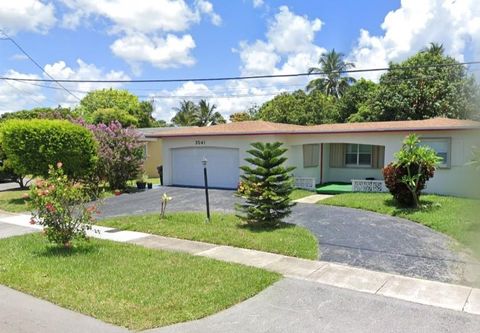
[28,162,96,248]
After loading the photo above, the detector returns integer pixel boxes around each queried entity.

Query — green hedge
[0,119,98,179]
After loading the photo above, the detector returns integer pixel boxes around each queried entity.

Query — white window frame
[143,143,148,159]
[345,144,372,168]
[420,137,451,169]
[303,144,320,168]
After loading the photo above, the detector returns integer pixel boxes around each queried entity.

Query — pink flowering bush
[28,162,96,248]
[80,120,145,190]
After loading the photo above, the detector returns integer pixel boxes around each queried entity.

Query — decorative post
[202,157,210,222]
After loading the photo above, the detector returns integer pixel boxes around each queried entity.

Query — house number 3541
[195,140,205,145]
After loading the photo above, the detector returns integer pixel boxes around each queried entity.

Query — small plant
[160,193,172,219]
[383,134,440,208]
[28,162,96,248]
[236,142,295,227]
[136,173,148,190]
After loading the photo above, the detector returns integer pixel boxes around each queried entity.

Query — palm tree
[306,49,356,98]
[194,100,226,126]
[422,42,444,56]
[171,100,196,126]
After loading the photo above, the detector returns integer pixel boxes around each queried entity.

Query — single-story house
[144,118,480,197]
[138,127,183,178]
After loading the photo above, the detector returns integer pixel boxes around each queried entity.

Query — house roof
[145,118,480,138]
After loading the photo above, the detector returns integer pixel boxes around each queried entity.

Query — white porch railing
[351,179,387,193]
[294,177,316,191]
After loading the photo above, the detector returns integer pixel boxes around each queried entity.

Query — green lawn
[0,186,120,213]
[0,234,279,330]
[98,212,319,259]
[0,189,29,213]
[289,189,315,200]
[321,193,480,256]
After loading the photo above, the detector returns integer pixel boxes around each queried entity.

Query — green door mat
[316,183,352,194]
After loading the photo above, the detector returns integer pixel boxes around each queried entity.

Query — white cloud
[349,0,480,80]
[60,0,220,72]
[237,40,280,75]
[252,0,264,8]
[0,0,56,34]
[43,59,130,105]
[151,80,287,121]
[147,6,328,122]
[0,70,46,114]
[266,6,322,54]
[237,6,325,78]
[60,0,199,32]
[110,33,196,74]
[9,54,29,61]
[196,0,222,26]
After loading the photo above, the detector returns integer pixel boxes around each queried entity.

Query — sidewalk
[0,284,127,333]
[0,213,479,316]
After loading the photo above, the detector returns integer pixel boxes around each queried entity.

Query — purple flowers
[87,121,144,190]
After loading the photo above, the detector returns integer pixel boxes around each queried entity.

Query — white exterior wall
[161,129,478,197]
[162,134,285,187]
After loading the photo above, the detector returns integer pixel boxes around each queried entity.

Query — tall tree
[78,89,158,127]
[336,79,379,122]
[306,49,356,97]
[0,106,76,122]
[195,100,226,126]
[171,100,225,127]
[257,90,339,125]
[171,100,196,126]
[372,45,478,121]
[422,42,445,56]
[229,112,253,122]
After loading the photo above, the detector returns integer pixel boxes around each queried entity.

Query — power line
[1,61,479,84]
[0,29,81,102]
[1,79,46,105]
[8,68,479,100]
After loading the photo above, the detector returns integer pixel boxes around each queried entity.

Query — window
[345,144,372,167]
[142,144,148,159]
[303,144,319,167]
[420,138,451,168]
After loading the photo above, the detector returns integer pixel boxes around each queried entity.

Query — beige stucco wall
[161,129,479,197]
[143,139,163,178]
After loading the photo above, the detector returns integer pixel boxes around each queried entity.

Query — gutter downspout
[320,143,324,184]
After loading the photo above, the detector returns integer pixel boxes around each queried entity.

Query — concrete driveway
[96,186,478,285]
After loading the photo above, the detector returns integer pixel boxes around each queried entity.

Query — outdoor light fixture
[202,157,210,222]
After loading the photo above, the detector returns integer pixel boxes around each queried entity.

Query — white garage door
[171,147,240,189]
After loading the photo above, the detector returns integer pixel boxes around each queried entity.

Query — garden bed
[0,234,279,330]
[98,212,319,259]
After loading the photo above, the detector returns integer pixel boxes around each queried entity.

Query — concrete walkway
[293,194,333,203]
[0,214,479,317]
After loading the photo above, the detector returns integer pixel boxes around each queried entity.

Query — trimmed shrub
[383,162,435,207]
[383,134,439,207]
[0,119,97,179]
[236,142,295,227]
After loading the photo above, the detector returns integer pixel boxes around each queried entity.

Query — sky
[1,0,480,121]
